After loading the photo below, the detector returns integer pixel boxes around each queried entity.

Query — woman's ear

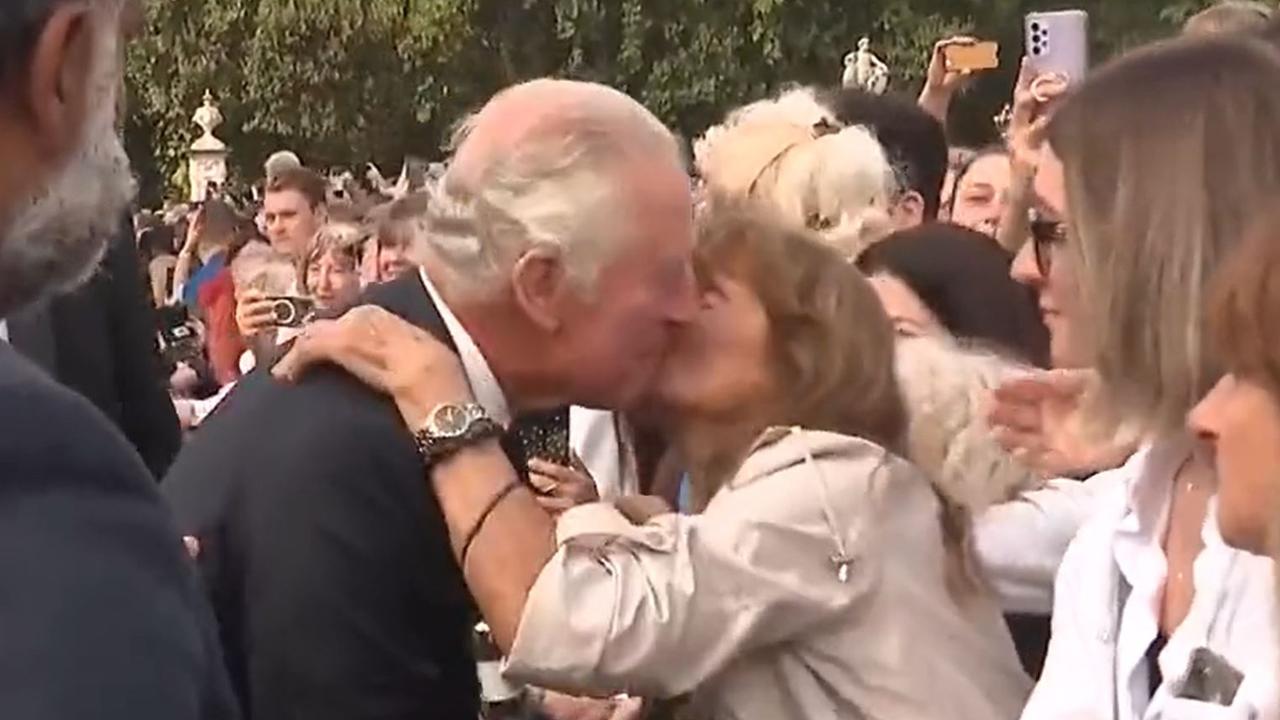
[890,191,928,229]
[511,247,570,333]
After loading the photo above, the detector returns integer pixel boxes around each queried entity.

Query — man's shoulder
[0,345,147,483]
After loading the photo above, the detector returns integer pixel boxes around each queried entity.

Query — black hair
[818,88,949,220]
[857,222,1050,367]
[945,144,1010,218]
[0,0,70,85]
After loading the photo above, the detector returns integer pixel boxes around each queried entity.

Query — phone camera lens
[1031,22,1042,31]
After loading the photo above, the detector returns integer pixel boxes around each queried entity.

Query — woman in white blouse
[1003,38,1280,720]
[276,205,1032,718]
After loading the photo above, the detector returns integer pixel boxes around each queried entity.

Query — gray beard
[0,103,136,319]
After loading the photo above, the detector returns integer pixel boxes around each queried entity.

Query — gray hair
[424,79,681,298]
[895,335,1042,515]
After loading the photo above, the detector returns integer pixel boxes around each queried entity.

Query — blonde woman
[1005,38,1280,719]
[299,222,365,314]
[274,206,1031,719]
[694,88,897,258]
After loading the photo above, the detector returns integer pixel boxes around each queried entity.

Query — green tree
[125,0,1228,205]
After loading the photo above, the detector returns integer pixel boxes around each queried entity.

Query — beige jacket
[506,428,1032,719]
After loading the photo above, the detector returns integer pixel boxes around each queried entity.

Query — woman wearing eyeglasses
[1009,38,1280,720]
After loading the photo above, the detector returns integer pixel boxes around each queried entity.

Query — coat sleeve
[504,450,883,698]
[974,471,1125,615]
[0,396,233,719]
[102,222,183,478]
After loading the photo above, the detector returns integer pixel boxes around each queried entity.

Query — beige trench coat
[506,428,1032,719]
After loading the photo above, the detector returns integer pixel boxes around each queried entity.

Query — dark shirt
[163,273,507,719]
[0,344,237,719]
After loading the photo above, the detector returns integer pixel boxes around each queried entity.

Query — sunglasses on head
[1029,213,1068,277]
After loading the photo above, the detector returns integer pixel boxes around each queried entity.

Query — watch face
[429,404,470,438]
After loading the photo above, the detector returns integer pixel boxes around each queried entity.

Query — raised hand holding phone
[1025,10,1089,86]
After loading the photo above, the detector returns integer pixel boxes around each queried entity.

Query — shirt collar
[417,267,512,427]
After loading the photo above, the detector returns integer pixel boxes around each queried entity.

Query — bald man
[163,79,696,719]
[0,0,235,717]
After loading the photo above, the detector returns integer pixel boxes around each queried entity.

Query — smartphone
[944,41,1000,72]
[264,296,316,328]
[1025,10,1089,84]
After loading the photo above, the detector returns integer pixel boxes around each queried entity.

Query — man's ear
[511,247,570,333]
[25,3,97,156]
[891,191,927,230]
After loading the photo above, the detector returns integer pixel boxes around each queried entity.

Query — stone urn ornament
[189,90,228,202]
[842,37,891,94]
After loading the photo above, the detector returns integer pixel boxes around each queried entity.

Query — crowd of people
[4,0,1280,719]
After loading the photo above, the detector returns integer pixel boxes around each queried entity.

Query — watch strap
[414,416,503,465]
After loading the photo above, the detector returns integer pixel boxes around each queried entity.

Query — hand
[180,207,205,256]
[918,36,982,123]
[987,369,1138,478]
[235,290,278,339]
[925,36,981,96]
[272,304,474,431]
[1007,58,1069,173]
[539,691,643,720]
[529,455,599,516]
[614,495,675,525]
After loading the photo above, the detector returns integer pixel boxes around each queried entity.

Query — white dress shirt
[569,406,638,501]
[419,268,511,426]
[1021,436,1279,720]
[976,472,1124,614]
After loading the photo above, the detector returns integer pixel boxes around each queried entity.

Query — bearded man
[0,1,236,717]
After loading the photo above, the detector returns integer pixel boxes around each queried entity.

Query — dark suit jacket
[163,272,503,720]
[9,220,182,478]
[0,344,237,719]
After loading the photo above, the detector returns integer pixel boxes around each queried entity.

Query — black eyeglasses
[1029,215,1068,276]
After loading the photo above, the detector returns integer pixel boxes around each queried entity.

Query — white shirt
[418,268,511,426]
[419,269,634,495]
[0,319,7,342]
[1021,437,1279,720]
[976,473,1123,614]
[569,407,639,501]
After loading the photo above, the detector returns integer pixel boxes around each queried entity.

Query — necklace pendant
[831,554,852,584]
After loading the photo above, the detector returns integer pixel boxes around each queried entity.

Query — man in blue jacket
[0,0,236,717]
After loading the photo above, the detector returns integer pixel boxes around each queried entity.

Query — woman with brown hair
[1189,215,1280,558]
[1008,37,1280,719]
[273,205,1031,718]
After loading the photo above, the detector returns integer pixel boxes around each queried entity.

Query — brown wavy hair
[694,203,907,456]
[694,204,989,595]
[1209,213,1280,393]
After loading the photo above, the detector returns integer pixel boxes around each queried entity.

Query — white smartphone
[1025,10,1089,84]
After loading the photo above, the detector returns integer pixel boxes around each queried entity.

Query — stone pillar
[188,89,228,203]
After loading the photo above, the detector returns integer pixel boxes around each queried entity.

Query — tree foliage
[125,0,1221,205]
